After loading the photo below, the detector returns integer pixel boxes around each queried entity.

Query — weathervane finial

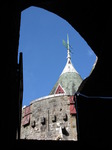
[67,34,71,61]
[62,34,73,63]
[67,33,69,50]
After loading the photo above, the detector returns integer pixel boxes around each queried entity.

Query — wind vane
[62,34,73,54]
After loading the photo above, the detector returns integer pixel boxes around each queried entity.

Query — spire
[49,34,83,95]
[61,34,78,75]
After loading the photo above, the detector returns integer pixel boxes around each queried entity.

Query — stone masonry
[21,94,77,140]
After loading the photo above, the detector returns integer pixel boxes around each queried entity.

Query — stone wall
[21,95,77,140]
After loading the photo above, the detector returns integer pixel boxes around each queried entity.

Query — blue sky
[18,6,96,106]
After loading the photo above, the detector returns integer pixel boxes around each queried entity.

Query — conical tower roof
[49,35,83,95]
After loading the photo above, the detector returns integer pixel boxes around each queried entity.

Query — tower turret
[50,34,82,95]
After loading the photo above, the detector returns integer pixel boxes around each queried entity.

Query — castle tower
[21,35,83,140]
